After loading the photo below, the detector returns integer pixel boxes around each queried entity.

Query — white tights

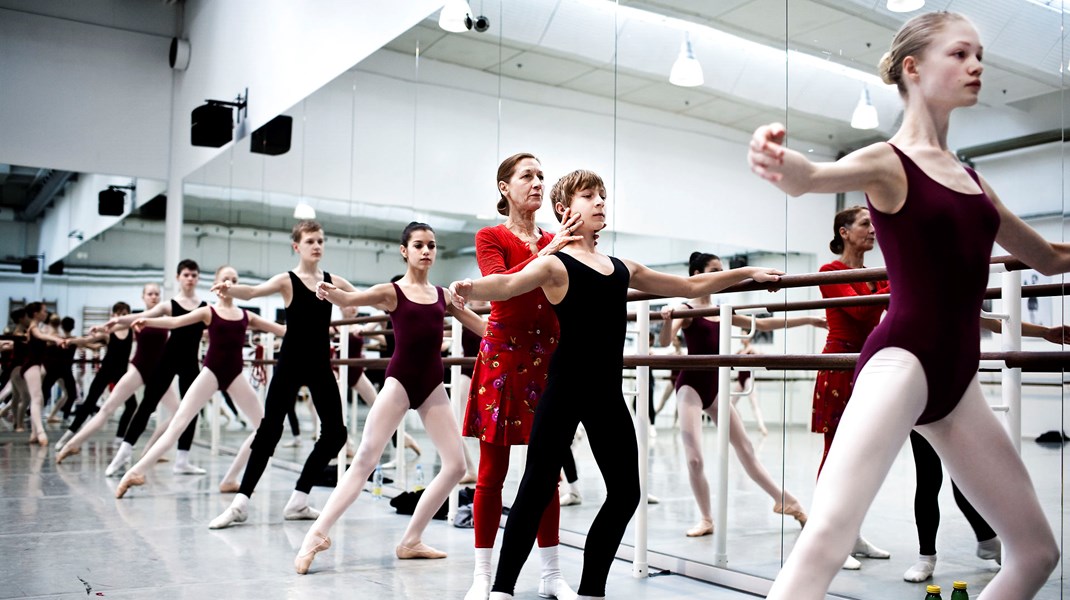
[300,379,466,550]
[767,348,1058,599]
[677,387,798,523]
[126,370,263,478]
[63,367,180,451]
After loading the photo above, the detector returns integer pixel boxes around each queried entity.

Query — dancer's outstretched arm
[627,261,782,298]
[132,306,211,332]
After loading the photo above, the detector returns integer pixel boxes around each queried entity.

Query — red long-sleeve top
[476,224,560,336]
[819,260,890,349]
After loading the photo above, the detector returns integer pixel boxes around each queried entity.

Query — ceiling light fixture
[293,202,317,220]
[886,0,925,13]
[438,0,473,32]
[851,86,880,130]
[670,32,704,87]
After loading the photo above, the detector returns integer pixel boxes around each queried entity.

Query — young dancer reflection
[293,222,485,574]
[116,265,285,498]
[749,12,1064,598]
[659,251,824,538]
[20,302,69,446]
[450,170,782,599]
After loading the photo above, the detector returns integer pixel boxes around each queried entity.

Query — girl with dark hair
[749,11,1064,598]
[659,252,823,538]
[451,169,782,600]
[20,302,68,446]
[294,222,486,574]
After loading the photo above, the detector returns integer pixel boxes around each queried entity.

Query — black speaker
[98,189,125,216]
[191,103,233,147]
[20,257,38,274]
[47,261,64,275]
[140,193,167,220]
[250,115,293,155]
[729,255,748,270]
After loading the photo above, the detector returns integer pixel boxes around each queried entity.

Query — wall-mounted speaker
[47,261,64,275]
[98,189,125,216]
[140,193,167,220]
[20,257,38,274]
[191,103,233,147]
[251,115,293,156]
[169,38,191,71]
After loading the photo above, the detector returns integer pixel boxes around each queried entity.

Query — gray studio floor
[1,384,1067,599]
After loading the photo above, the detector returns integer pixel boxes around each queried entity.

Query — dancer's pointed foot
[685,518,714,537]
[773,501,807,527]
[55,444,81,463]
[396,542,446,559]
[294,533,331,574]
[208,506,248,529]
[404,435,422,457]
[115,471,145,498]
[284,504,321,521]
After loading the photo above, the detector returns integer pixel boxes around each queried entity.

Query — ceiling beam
[20,170,74,221]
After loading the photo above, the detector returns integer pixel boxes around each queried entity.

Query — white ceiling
[382,0,1066,149]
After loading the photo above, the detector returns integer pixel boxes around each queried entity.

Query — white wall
[0,8,174,178]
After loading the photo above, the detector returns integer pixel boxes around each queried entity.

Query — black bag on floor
[390,489,449,520]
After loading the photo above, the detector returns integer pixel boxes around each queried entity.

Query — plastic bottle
[414,464,425,491]
[950,581,968,600]
[925,584,943,600]
[372,464,383,499]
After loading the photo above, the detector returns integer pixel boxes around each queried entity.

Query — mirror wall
[5,0,1062,597]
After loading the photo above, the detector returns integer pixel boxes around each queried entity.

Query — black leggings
[123,357,199,451]
[68,364,134,434]
[239,359,346,496]
[562,447,579,485]
[42,366,78,418]
[492,387,640,597]
[910,431,996,556]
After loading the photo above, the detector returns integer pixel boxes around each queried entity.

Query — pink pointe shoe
[773,502,808,527]
[115,471,146,498]
[294,533,331,574]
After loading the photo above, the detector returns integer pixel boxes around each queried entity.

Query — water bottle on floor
[373,464,383,499]
[414,464,425,491]
[950,581,968,600]
[924,584,942,600]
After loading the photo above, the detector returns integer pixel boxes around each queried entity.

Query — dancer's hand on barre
[130,318,148,333]
[449,279,473,309]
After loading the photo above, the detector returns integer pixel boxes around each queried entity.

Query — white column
[633,300,650,578]
[1002,271,1023,453]
[714,304,733,568]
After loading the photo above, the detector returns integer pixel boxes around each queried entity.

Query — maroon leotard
[203,307,249,389]
[674,304,720,409]
[385,283,446,409]
[855,143,1000,425]
[22,331,47,369]
[130,326,168,378]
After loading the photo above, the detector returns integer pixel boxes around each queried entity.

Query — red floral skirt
[463,320,557,446]
[811,339,860,434]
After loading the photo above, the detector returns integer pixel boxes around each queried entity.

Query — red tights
[474,440,560,548]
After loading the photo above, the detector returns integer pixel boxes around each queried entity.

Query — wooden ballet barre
[623,351,1070,372]
[630,282,1068,321]
[627,255,1033,302]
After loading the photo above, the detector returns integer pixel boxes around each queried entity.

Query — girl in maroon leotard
[55,284,183,464]
[749,12,1067,599]
[20,302,69,446]
[659,251,823,539]
[294,222,486,575]
[116,266,286,498]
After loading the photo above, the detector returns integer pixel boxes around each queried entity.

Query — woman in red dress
[463,153,582,600]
